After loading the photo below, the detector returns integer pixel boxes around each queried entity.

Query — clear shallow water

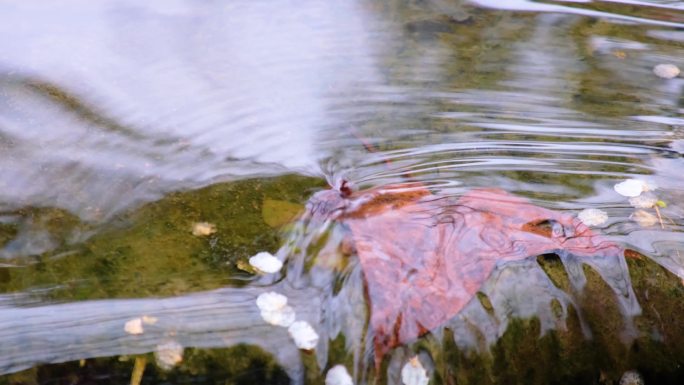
[1,0,684,383]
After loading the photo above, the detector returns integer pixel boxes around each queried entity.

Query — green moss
[2,174,324,300]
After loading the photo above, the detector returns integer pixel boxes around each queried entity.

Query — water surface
[1,0,683,383]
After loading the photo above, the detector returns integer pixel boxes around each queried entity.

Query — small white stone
[614,179,644,197]
[628,194,657,209]
[262,305,296,327]
[256,292,288,312]
[653,63,680,79]
[256,292,296,327]
[401,356,429,385]
[288,320,319,350]
[124,318,144,335]
[191,222,216,236]
[249,252,283,274]
[577,208,608,227]
[325,365,353,385]
[155,340,183,370]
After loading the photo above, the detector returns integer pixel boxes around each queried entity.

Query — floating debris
[124,318,144,335]
[256,292,296,327]
[288,320,319,350]
[614,179,645,197]
[325,365,353,385]
[401,356,429,385]
[619,370,644,385]
[577,208,608,227]
[629,194,658,209]
[631,210,658,227]
[155,340,184,370]
[191,222,216,236]
[249,251,283,274]
[653,63,680,79]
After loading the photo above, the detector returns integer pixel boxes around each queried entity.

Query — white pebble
[614,179,645,197]
[191,222,216,236]
[577,208,608,227]
[262,305,296,327]
[401,356,429,385]
[155,340,184,370]
[124,318,144,335]
[249,252,283,274]
[288,320,319,350]
[256,292,296,327]
[256,292,288,312]
[325,365,353,385]
[628,194,657,209]
[653,63,680,79]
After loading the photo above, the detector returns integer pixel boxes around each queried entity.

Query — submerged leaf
[307,184,623,362]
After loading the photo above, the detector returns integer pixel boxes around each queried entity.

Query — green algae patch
[262,199,304,228]
[1,174,324,300]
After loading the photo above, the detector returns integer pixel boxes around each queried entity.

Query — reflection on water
[1,0,684,383]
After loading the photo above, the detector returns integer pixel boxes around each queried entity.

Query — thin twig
[130,356,147,385]
[654,205,665,229]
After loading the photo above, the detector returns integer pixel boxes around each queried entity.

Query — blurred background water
[0,0,683,384]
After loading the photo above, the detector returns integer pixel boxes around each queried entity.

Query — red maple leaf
[306,182,623,364]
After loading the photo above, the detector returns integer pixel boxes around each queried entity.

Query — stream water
[1,0,683,384]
